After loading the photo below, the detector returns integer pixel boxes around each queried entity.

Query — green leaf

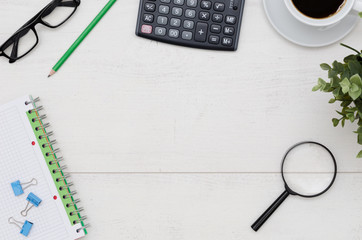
[332,118,339,127]
[336,110,344,116]
[357,150,362,158]
[340,78,351,94]
[344,54,357,63]
[359,12,362,18]
[328,69,337,78]
[346,107,357,113]
[358,134,362,145]
[333,60,344,73]
[312,84,321,91]
[350,90,362,100]
[355,127,362,134]
[318,78,326,85]
[329,98,336,103]
[341,118,346,127]
[347,113,355,122]
[341,101,352,107]
[333,87,341,97]
[320,63,331,70]
[349,61,362,75]
[342,107,348,114]
[331,76,341,88]
[341,71,351,80]
[322,83,332,92]
[350,83,359,92]
[350,74,362,87]
[349,83,362,100]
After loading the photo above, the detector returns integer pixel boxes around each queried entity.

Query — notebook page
[0,96,81,240]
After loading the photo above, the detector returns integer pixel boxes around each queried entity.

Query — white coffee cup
[284,0,362,27]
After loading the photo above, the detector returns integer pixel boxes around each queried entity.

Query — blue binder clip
[8,217,33,237]
[11,178,37,196]
[21,192,42,216]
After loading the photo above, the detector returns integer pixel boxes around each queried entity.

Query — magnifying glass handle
[251,190,290,232]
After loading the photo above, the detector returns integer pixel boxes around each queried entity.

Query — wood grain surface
[0,0,362,239]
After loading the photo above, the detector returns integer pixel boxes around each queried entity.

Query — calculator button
[143,14,154,23]
[199,11,210,21]
[170,18,181,27]
[169,29,180,38]
[195,22,208,42]
[200,1,212,9]
[212,13,223,23]
[172,7,183,16]
[157,16,168,25]
[160,0,171,2]
[224,26,235,36]
[183,20,194,29]
[185,9,196,18]
[186,0,198,7]
[210,24,221,33]
[225,15,237,25]
[209,35,220,44]
[214,2,225,12]
[174,0,185,5]
[144,3,156,12]
[155,27,167,36]
[159,5,170,14]
[141,25,153,34]
[222,37,233,46]
[182,31,193,40]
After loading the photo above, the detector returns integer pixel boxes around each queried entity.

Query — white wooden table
[1,0,362,239]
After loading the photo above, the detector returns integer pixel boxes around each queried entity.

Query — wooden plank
[0,1,361,172]
[72,173,362,239]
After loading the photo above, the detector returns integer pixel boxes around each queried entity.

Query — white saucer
[263,0,360,47]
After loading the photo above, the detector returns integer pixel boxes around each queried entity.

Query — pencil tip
[48,70,56,78]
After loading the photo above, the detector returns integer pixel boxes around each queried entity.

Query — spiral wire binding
[42,140,57,148]
[56,173,71,182]
[49,156,64,165]
[36,123,50,132]
[70,207,84,216]
[39,131,54,139]
[28,97,88,234]
[66,199,81,208]
[59,182,73,191]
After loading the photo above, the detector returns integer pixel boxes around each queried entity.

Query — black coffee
[292,0,346,19]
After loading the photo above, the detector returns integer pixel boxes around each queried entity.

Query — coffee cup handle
[353,0,362,13]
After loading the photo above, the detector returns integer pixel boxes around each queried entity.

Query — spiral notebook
[0,96,88,239]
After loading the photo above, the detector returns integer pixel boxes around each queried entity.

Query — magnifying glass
[251,141,337,232]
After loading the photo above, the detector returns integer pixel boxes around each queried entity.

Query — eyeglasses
[0,0,80,63]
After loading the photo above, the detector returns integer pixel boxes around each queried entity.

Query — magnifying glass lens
[282,143,336,196]
[252,142,337,232]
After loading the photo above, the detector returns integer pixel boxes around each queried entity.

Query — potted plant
[313,43,362,157]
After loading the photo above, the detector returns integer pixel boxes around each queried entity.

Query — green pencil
[48,0,117,77]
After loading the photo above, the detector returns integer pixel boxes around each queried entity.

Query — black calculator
[136,0,245,51]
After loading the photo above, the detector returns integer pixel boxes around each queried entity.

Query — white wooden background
[1,0,362,239]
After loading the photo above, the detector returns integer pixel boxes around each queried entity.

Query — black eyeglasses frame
[0,0,80,63]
